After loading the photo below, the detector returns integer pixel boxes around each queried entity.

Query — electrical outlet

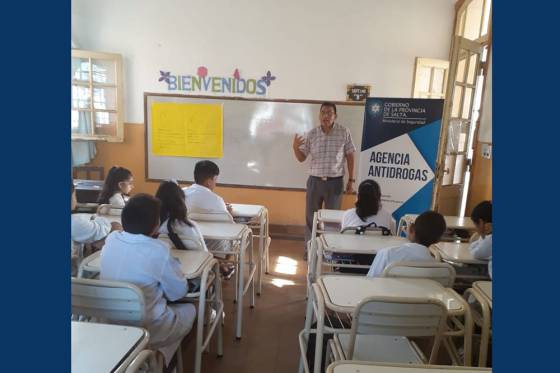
[481,144,492,159]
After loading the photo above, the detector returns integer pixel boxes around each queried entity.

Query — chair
[125,350,161,373]
[97,204,123,216]
[382,261,456,288]
[71,278,184,373]
[77,250,101,278]
[328,296,447,366]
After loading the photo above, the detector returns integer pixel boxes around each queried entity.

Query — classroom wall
[73,0,455,226]
[88,123,355,226]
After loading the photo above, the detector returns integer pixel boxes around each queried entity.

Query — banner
[358,98,443,227]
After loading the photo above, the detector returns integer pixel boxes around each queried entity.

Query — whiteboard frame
[144,92,364,191]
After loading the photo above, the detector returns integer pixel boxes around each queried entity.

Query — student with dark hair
[183,160,236,278]
[100,194,196,367]
[341,179,395,233]
[367,210,446,277]
[97,166,134,207]
[156,180,207,251]
[469,200,492,278]
[183,160,233,216]
[71,179,120,275]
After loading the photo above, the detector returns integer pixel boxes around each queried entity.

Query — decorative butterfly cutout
[158,71,171,83]
[233,68,240,80]
[261,70,276,87]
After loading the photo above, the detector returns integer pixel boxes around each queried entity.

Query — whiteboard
[145,93,365,190]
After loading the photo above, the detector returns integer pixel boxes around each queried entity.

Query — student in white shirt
[469,200,492,278]
[100,194,196,366]
[367,210,446,277]
[71,180,121,275]
[341,179,396,233]
[183,160,233,217]
[156,180,208,251]
[97,166,134,208]
[183,161,236,278]
[336,179,396,273]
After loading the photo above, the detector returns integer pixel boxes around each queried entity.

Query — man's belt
[310,175,343,181]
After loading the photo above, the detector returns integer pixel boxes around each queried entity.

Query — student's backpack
[331,222,391,274]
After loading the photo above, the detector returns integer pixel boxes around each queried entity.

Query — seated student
[367,210,446,277]
[71,180,121,275]
[469,200,492,278]
[100,194,196,366]
[341,179,396,233]
[97,166,134,208]
[156,180,208,251]
[183,160,233,217]
[330,179,395,273]
[183,160,236,278]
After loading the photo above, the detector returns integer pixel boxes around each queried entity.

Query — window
[412,58,449,99]
[71,49,124,142]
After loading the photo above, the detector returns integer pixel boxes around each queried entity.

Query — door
[433,36,484,215]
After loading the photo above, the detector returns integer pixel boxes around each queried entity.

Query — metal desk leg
[235,235,246,339]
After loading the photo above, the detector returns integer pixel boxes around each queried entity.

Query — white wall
[478,50,492,143]
[72,0,455,124]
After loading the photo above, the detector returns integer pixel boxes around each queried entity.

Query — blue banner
[358,98,443,228]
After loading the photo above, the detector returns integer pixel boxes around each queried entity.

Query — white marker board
[145,93,365,190]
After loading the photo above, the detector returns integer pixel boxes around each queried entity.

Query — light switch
[481,143,492,159]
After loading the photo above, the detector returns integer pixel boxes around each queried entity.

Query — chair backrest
[158,233,205,251]
[188,211,234,223]
[347,296,447,360]
[77,250,101,278]
[381,261,456,287]
[71,277,145,323]
[96,204,123,216]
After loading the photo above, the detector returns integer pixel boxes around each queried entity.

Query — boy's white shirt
[158,218,208,251]
[367,242,435,278]
[109,192,128,208]
[100,231,195,364]
[183,183,230,215]
[183,183,233,254]
[341,207,396,234]
[469,233,492,278]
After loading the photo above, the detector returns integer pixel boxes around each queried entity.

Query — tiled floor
[181,238,308,373]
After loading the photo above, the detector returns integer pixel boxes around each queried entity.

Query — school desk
[311,233,408,280]
[326,361,491,373]
[72,321,148,373]
[299,276,472,373]
[231,203,271,295]
[433,242,487,265]
[464,281,493,367]
[195,220,256,340]
[397,214,476,240]
[74,179,103,204]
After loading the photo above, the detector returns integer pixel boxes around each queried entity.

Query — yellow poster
[152,102,223,158]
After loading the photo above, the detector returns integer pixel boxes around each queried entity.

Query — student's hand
[110,222,123,231]
[226,203,233,214]
[293,134,305,150]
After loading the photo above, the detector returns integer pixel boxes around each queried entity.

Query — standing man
[292,102,356,259]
